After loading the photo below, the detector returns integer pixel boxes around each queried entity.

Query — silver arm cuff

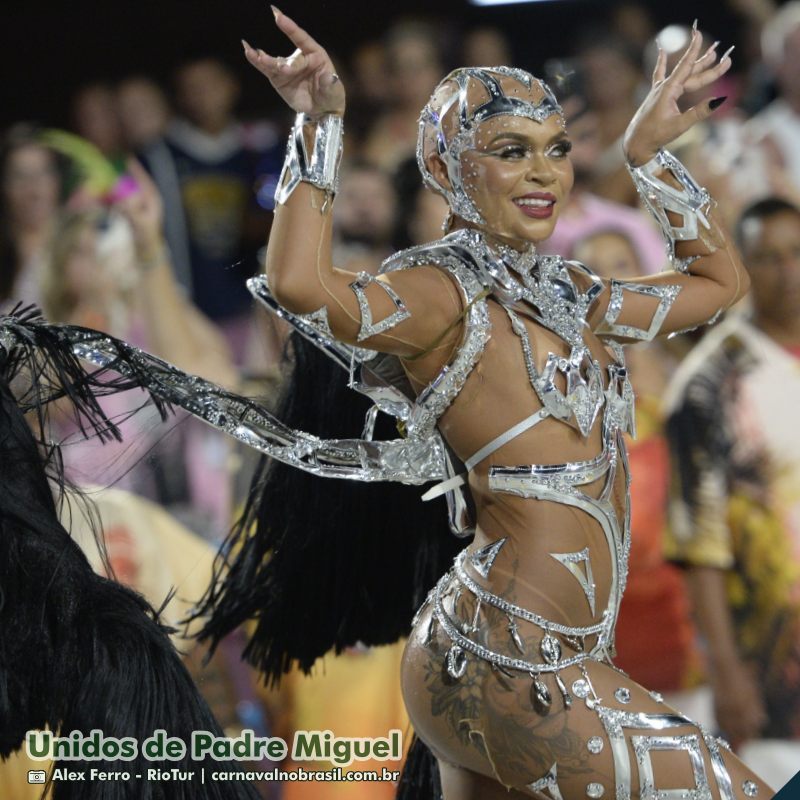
[275,112,344,205]
[627,149,714,273]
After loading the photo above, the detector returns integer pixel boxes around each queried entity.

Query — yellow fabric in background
[269,642,410,800]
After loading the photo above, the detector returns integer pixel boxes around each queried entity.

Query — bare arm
[119,160,239,389]
[588,29,750,339]
[245,10,462,358]
[686,566,768,748]
[586,206,749,340]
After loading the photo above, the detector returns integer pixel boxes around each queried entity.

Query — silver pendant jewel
[469,598,482,633]
[445,645,468,680]
[531,673,552,715]
[508,615,526,654]
[540,632,562,664]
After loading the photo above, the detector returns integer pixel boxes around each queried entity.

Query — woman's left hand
[623,27,732,166]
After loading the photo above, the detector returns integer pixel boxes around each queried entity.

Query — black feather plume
[0,307,260,799]
[396,735,443,800]
[194,332,468,683]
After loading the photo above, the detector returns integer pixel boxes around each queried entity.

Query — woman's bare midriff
[399,298,767,796]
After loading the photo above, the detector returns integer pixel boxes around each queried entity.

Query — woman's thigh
[403,613,773,799]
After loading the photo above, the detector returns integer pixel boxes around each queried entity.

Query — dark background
[0,0,745,128]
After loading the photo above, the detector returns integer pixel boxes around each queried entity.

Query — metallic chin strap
[417,67,563,225]
[275,112,344,205]
[627,149,715,273]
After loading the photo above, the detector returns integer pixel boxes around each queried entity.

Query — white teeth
[515,198,553,207]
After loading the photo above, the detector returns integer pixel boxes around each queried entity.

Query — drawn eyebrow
[485,131,572,147]
[487,132,528,145]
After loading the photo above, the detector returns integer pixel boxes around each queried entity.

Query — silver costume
[275,112,344,205]
[627,149,714,273]
[0,65,755,799]
[0,224,741,799]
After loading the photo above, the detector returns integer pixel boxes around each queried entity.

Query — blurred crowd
[4,0,800,795]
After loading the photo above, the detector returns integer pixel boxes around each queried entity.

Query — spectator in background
[573,229,706,715]
[165,56,264,361]
[363,21,443,172]
[727,0,778,116]
[71,83,126,167]
[664,197,800,788]
[117,76,195,291]
[0,125,64,308]
[393,156,450,249]
[42,160,237,528]
[117,76,172,151]
[405,187,450,246]
[332,162,397,272]
[42,160,234,386]
[345,41,391,148]
[462,26,512,68]
[576,29,646,206]
[748,2,800,193]
[351,41,391,108]
[610,2,656,55]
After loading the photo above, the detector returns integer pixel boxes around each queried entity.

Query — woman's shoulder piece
[380,230,489,298]
[560,258,605,301]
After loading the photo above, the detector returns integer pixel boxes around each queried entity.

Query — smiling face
[419,69,571,247]
[460,114,573,246]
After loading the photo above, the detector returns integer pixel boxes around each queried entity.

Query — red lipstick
[513,192,557,219]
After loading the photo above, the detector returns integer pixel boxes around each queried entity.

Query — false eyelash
[549,140,572,155]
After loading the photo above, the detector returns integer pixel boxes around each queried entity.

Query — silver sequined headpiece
[417,67,564,225]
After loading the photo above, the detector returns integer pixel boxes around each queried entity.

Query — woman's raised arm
[244,9,463,359]
[587,27,750,341]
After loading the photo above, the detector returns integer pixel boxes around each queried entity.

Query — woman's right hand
[242,7,345,119]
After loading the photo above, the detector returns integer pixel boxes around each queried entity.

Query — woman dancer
[239,9,768,799]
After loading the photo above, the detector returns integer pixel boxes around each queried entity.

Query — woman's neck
[450,219,534,255]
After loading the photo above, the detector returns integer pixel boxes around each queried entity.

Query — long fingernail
[721,45,735,61]
[241,39,252,52]
[695,41,720,63]
[709,96,727,110]
[692,18,698,32]
[271,4,280,17]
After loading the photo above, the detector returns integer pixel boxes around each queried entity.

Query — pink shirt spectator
[542,191,667,274]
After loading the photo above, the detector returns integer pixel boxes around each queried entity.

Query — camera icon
[28,770,47,784]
